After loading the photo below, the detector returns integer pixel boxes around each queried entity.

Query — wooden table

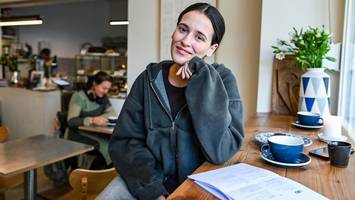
[79,125,114,135]
[0,134,94,200]
[168,114,355,200]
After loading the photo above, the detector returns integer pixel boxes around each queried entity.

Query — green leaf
[325,56,336,62]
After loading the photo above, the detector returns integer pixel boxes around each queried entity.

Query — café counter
[0,87,125,140]
[0,87,60,140]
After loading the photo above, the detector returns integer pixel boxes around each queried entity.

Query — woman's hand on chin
[176,62,192,80]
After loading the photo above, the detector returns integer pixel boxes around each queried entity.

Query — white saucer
[107,123,116,127]
[292,120,324,129]
[260,151,311,167]
[318,133,347,143]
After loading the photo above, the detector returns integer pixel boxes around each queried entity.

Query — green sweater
[66,90,116,164]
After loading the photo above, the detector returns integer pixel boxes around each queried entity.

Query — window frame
[338,0,355,141]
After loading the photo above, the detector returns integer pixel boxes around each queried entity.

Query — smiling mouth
[176,46,192,55]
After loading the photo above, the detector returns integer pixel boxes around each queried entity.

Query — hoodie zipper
[149,82,174,122]
[172,104,187,166]
[150,82,187,173]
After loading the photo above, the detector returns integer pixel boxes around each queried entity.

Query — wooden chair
[0,127,23,200]
[59,168,118,200]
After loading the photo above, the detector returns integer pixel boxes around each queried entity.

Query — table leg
[24,169,37,200]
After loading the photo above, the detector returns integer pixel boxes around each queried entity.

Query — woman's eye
[178,26,187,33]
[196,35,206,42]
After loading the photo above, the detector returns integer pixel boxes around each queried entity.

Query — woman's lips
[176,46,192,55]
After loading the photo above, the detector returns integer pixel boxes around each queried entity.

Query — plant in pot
[0,53,19,84]
[272,26,335,115]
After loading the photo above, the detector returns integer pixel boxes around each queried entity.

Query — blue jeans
[96,176,136,200]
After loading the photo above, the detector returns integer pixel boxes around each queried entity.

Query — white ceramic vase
[298,68,330,115]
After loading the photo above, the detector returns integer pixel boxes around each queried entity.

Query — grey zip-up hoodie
[109,57,244,199]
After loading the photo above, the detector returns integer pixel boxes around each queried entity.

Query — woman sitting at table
[66,71,116,169]
[99,2,244,199]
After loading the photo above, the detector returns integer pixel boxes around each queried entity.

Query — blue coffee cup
[261,135,304,163]
[297,111,323,126]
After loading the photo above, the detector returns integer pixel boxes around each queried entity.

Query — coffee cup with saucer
[297,111,323,126]
[292,111,324,129]
[260,135,311,167]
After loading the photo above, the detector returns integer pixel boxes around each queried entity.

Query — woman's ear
[206,43,218,57]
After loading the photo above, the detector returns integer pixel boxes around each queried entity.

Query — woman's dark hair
[177,2,225,45]
[86,71,113,91]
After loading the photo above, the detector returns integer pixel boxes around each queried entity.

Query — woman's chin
[172,56,192,65]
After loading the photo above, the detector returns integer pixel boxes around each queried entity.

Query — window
[339,0,355,140]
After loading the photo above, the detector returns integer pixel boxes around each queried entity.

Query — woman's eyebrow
[179,22,208,38]
[178,23,188,29]
[197,31,207,39]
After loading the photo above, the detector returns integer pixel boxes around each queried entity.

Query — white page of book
[188,163,328,200]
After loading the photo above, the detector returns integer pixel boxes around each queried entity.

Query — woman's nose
[181,34,193,47]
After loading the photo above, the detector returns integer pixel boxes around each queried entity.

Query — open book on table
[188,163,328,200]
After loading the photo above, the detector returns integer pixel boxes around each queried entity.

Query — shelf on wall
[2,35,16,40]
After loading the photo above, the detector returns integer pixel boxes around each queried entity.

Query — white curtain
[339,0,355,140]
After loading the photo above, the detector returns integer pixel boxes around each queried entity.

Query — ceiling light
[109,20,129,26]
[0,15,43,27]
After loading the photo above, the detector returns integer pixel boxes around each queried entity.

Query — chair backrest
[56,111,68,138]
[56,90,73,137]
[0,126,9,143]
[61,90,74,112]
[69,168,118,196]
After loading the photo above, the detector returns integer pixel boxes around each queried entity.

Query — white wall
[257,0,344,114]
[218,0,261,120]
[127,0,160,89]
[12,0,127,58]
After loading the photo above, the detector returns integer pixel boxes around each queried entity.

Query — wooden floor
[1,167,71,200]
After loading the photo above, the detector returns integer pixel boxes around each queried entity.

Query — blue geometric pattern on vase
[299,69,330,115]
[317,79,328,97]
[302,77,310,95]
[328,98,331,109]
[317,98,327,114]
[311,78,321,97]
[323,77,330,95]
[305,97,315,112]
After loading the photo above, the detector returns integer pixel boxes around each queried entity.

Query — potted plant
[272,26,335,71]
[0,53,19,84]
[272,26,335,115]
